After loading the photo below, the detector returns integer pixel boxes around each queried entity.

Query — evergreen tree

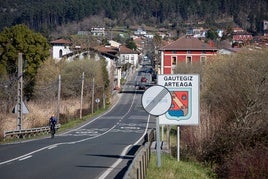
[125,38,137,50]
[0,24,50,98]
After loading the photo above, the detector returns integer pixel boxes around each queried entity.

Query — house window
[186,56,192,64]
[122,55,126,63]
[59,49,63,57]
[200,56,206,64]
[172,56,177,65]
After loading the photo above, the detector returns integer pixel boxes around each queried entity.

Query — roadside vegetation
[0,54,111,140]
[0,25,112,140]
[147,153,215,179]
[156,48,268,178]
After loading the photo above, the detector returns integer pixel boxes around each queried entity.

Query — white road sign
[12,101,29,114]
[141,85,172,116]
[158,74,200,125]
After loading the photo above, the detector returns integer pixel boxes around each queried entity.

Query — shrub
[180,48,268,178]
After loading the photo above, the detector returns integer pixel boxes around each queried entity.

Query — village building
[231,27,253,47]
[159,35,218,74]
[108,40,121,48]
[134,28,147,36]
[50,39,72,61]
[91,27,105,36]
[118,45,139,67]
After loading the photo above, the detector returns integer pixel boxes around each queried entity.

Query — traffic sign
[12,101,29,114]
[158,74,200,125]
[95,98,100,103]
[141,85,172,116]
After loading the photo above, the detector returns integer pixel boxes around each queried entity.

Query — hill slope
[1,0,268,35]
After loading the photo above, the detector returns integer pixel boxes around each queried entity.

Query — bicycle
[50,124,56,138]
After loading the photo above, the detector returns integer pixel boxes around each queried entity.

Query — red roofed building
[159,35,218,74]
[119,45,139,66]
[232,31,253,46]
[50,39,72,61]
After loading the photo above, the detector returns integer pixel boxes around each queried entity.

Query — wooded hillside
[1,0,267,35]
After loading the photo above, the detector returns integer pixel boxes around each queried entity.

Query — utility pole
[103,86,105,109]
[57,74,61,123]
[17,53,23,131]
[80,72,84,119]
[91,78,95,114]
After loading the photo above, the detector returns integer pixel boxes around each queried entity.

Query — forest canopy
[0,0,267,35]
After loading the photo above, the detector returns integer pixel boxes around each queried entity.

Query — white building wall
[52,45,72,60]
[120,53,138,67]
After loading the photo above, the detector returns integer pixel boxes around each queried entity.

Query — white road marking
[99,114,151,179]
[18,155,32,161]
[47,145,58,149]
[0,84,151,179]
[98,145,132,179]
[0,125,117,166]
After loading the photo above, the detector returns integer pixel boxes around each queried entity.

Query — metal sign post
[141,85,172,167]
[156,116,161,167]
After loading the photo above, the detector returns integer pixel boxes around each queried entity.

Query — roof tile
[159,35,217,51]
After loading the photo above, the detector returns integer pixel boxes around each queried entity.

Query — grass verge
[146,153,215,179]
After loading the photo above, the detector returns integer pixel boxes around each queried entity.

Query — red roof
[50,39,71,44]
[93,46,118,53]
[159,35,217,51]
[119,45,138,54]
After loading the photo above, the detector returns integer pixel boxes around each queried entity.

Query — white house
[134,28,147,36]
[119,45,139,67]
[108,40,121,48]
[50,39,72,61]
[91,27,105,36]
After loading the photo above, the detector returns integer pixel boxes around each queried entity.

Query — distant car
[141,76,147,82]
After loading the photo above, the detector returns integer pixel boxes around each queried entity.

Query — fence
[3,124,61,140]
[123,129,155,179]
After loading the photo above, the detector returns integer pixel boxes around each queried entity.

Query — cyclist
[49,115,57,138]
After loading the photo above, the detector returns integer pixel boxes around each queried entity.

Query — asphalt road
[0,72,155,179]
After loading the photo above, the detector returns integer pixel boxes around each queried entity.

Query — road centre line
[18,155,32,161]
[47,145,58,149]
[0,124,118,166]
[0,91,125,166]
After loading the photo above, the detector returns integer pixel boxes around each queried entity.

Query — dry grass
[0,98,82,138]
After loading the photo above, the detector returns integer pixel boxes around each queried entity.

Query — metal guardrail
[3,124,61,140]
[123,129,155,179]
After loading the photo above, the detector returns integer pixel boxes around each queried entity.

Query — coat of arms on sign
[166,89,192,121]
